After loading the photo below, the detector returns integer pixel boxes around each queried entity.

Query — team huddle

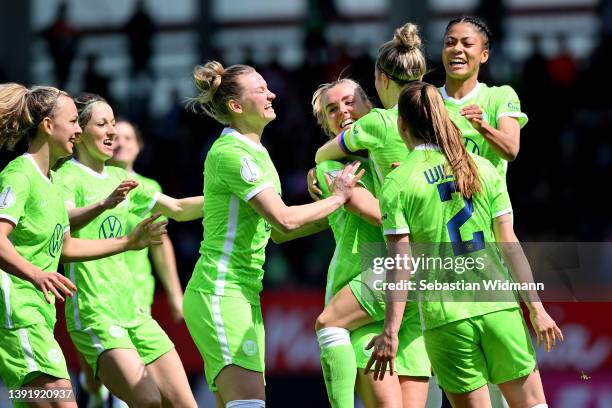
[0,16,563,408]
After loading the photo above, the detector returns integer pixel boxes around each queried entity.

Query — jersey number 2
[437,181,484,255]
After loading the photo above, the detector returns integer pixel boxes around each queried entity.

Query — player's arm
[493,213,563,351]
[61,213,166,262]
[250,162,363,233]
[270,218,329,244]
[0,220,76,303]
[149,234,184,322]
[315,134,349,164]
[67,180,139,231]
[461,105,521,161]
[345,187,381,226]
[364,233,410,380]
[151,194,204,222]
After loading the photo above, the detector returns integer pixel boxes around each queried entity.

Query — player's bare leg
[146,347,197,407]
[497,369,546,408]
[23,375,77,408]
[445,383,492,408]
[215,365,265,406]
[400,375,430,408]
[355,368,402,408]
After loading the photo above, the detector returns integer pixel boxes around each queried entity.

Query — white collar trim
[221,127,267,152]
[70,158,108,179]
[440,82,481,105]
[414,143,440,151]
[23,153,51,184]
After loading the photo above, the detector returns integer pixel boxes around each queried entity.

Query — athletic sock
[226,399,265,407]
[316,327,356,408]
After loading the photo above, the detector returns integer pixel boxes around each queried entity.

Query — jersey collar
[23,153,52,184]
[414,143,440,151]
[70,158,108,179]
[221,127,267,152]
[440,82,481,105]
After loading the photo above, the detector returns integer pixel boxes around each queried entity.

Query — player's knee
[315,310,332,331]
[129,389,162,408]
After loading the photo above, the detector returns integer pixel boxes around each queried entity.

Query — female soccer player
[366,81,562,408]
[310,78,431,408]
[56,93,202,407]
[183,61,363,408]
[315,22,426,194]
[440,16,528,179]
[0,83,164,406]
[110,120,183,322]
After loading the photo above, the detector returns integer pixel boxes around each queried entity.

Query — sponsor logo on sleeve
[507,101,520,111]
[240,157,261,183]
[0,186,16,209]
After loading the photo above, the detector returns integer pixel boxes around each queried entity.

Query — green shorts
[424,308,536,394]
[349,279,431,377]
[0,324,70,388]
[183,289,265,391]
[69,317,174,377]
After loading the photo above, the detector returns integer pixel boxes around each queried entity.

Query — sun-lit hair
[376,22,427,85]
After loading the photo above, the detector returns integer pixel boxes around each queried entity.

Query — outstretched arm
[315,134,349,164]
[150,235,184,322]
[152,194,204,222]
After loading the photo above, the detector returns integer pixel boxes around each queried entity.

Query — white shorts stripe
[212,295,232,365]
[84,327,105,354]
[1,271,13,328]
[18,328,39,372]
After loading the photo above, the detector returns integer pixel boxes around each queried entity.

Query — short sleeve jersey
[0,154,69,329]
[379,146,516,330]
[441,83,527,179]
[339,106,409,194]
[124,172,166,313]
[315,159,384,304]
[57,159,158,330]
[187,128,282,305]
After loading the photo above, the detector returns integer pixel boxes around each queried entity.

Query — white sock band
[532,404,548,408]
[316,327,351,348]
[226,399,265,408]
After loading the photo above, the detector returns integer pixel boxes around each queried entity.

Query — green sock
[317,328,357,408]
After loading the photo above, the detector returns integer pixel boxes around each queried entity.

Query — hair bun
[193,61,225,104]
[394,23,421,51]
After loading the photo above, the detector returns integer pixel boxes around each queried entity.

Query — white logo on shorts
[0,186,16,209]
[109,325,126,338]
[240,157,261,183]
[242,339,258,357]
[362,339,373,357]
[47,348,62,364]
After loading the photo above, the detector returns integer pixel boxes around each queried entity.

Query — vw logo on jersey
[99,215,123,239]
[47,348,62,364]
[240,157,261,183]
[242,339,258,357]
[48,223,64,258]
[109,325,126,338]
[0,186,16,209]
[464,137,480,155]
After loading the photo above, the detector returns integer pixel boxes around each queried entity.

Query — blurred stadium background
[0,0,611,406]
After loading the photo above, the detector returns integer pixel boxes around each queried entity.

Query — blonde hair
[311,78,369,138]
[189,61,255,125]
[376,22,427,84]
[398,81,481,198]
[0,83,67,151]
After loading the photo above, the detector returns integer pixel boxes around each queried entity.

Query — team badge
[47,348,62,364]
[0,186,16,209]
[242,339,258,356]
[48,224,65,258]
[240,157,261,183]
[109,325,126,338]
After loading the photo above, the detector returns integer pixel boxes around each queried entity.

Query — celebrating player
[182,61,363,408]
[366,81,562,408]
[56,93,201,407]
[440,16,528,179]
[310,78,431,408]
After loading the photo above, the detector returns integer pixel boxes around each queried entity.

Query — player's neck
[75,151,106,174]
[231,123,263,145]
[444,76,479,100]
[26,142,52,177]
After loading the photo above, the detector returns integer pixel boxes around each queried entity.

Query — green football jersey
[340,106,410,194]
[124,172,166,314]
[314,159,384,304]
[187,128,282,305]
[379,145,517,330]
[57,159,158,330]
[440,82,527,179]
[0,154,69,329]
